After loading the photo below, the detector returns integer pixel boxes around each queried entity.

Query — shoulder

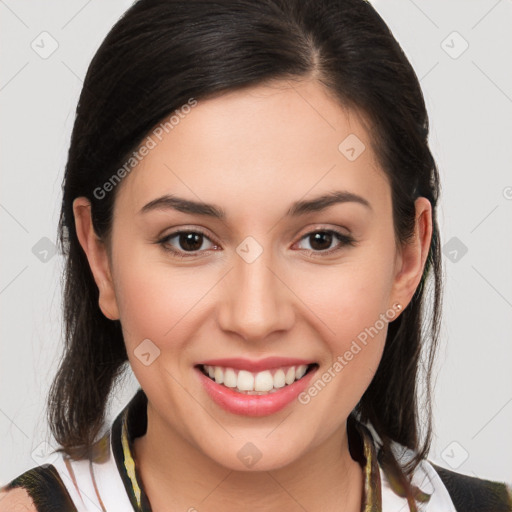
[371,428,512,512]
[0,486,37,512]
[0,464,77,512]
[429,462,512,512]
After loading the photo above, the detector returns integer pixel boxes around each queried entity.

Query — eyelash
[156,228,357,259]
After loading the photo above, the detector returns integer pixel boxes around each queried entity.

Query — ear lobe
[390,197,433,309]
[72,197,120,321]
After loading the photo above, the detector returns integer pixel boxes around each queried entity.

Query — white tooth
[254,370,274,392]
[273,369,286,388]
[237,370,254,391]
[214,366,224,384]
[285,366,296,385]
[296,364,307,379]
[224,368,237,388]
[207,365,215,378]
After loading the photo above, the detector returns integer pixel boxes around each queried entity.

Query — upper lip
[195,357,316,373]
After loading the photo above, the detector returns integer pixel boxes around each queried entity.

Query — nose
[216,246,295,343]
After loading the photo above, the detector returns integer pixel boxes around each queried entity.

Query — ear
[73,197,120,321]
[390,197,433,311]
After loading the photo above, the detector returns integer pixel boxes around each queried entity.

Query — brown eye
[296,230,356,255]
[157,228,355,260]
[158,230,217,258]
[176,232,205,252]
[308,232,334,251]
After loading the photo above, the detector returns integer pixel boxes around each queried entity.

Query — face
[74,79,431,472]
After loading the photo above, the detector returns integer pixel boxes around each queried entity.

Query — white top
[49,440,457,512]
[4,389,460,512]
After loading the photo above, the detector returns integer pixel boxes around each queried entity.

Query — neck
[132,403,363,512]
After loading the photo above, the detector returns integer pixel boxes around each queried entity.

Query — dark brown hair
[49,0,443,507]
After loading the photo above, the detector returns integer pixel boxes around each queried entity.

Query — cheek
[299,252,395,342]
[111,246,207,352]
[296,239,396,391]
[297,271,393,419]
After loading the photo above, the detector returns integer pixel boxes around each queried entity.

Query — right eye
[157,229,219,258]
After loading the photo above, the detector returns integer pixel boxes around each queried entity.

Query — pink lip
[195,357,314,372]
[195,364,318,417]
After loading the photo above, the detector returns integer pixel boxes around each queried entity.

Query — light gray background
[1,0,511,486]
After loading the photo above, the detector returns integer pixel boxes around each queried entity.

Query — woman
[1,0,511,510]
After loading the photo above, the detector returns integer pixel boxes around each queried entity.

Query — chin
[196,431,312,473]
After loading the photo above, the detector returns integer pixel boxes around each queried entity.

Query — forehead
[113,79,388,220]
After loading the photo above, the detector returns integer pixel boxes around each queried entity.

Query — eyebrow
[138,190,372,218]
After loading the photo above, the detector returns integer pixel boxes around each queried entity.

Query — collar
[109,388,430,512]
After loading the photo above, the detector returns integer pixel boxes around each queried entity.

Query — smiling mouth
[197,363,318,395]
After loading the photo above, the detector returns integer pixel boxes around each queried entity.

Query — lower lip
[195,366,318,417]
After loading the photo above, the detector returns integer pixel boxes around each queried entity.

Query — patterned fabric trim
[111,388,411,512]
[121,417,143,508]
[10,388,510,511]
[358,421,384,511]
[111,388,152,512]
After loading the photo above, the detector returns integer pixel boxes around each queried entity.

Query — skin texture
[0,487,37,511]
[73,79,432,511]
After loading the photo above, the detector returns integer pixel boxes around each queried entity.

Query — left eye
[295,230,356,253]
[157,229,356,258]
[158,230,216,257]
